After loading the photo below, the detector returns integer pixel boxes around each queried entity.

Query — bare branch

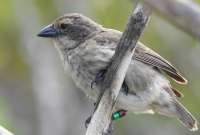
[85,3,151,135]
[143,0,200,39]
[0,126,14,135]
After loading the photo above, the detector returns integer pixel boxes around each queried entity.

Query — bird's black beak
[37,24,58,38]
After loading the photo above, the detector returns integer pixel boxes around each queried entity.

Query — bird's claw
[122,82,129,95]
[85,109,127,130]
[85,116,113,134]
[102,122,113,135]
[91,69,107,89]
[85,116,92,128]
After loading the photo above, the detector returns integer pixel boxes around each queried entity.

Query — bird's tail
[174,100,198,131]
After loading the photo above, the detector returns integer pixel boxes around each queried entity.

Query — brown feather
[102,30,188,85]
[171,87,184,98]
[163,86,183,98]
[134,43,188,85]
[164,70,188,85]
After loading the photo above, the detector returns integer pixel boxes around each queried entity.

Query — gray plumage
[38,13,198,131]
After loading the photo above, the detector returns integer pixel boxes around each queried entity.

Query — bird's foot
[91,69,107,89]
[85,116,113,134]
[84,110,127,129]
[85,115,113,134]
[122,82,129,95]
[112,109,127,120]
[85,116,92,128]
[103,122,113,135]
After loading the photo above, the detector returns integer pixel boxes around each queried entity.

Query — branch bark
[86,3,151,135]
[142,0,200,39]
[0,126,14,135]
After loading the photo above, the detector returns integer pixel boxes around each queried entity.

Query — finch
[38,13,198,131]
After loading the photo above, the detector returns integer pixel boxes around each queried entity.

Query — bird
[37,13,198,131]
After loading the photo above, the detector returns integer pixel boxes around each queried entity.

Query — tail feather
[171,87,184,98]
[175,101,198,131]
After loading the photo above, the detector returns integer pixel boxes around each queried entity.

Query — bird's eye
[60,23,69,30]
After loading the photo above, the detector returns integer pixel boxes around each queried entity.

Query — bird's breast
[65,41,118,100]
[65,37,169,103]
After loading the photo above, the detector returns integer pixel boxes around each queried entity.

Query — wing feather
[134,43,188,84]
[97,30,188,85]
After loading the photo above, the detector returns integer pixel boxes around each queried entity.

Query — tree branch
[0,126,14,135]
[85,3,151,135]
[142,0,200,39]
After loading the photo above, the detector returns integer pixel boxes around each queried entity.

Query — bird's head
[38,13,101,50]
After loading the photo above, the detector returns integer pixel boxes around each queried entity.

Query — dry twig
[0,126,14,135]
[85,2,151,135]
[143,0,200,39]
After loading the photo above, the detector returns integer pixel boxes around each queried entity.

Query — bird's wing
[97,29,187,85]
[134,42,187,85]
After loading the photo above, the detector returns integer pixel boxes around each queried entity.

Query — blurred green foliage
[0,99,12,131]
[34,0,58,22]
